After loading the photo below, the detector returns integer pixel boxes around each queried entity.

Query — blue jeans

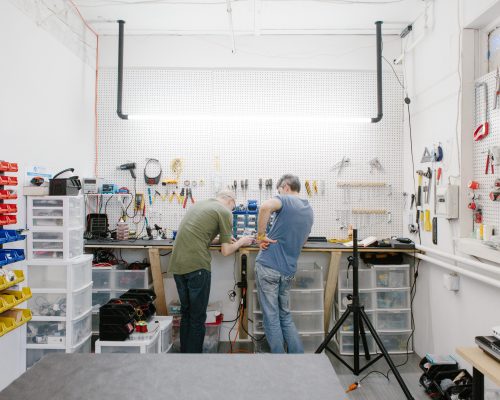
[255,262,304,354]
[174,269,211,353]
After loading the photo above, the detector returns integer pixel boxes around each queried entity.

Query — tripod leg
[360,309,414,400]
[358,315,371,361]
[315,308,352,353]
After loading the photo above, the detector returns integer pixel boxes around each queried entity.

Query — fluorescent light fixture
[127,114,372,123]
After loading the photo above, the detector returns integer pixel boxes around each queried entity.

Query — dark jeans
[174,269,211,353]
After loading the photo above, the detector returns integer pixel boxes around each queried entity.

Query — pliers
[182,188,195,209]
[486,150,495,175]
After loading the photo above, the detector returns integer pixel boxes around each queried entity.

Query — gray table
[0,354,345,400]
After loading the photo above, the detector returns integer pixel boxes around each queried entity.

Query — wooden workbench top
[456,347,500,386]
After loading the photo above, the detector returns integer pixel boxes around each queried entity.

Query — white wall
[404,0,500,389]
[0,2,95,390]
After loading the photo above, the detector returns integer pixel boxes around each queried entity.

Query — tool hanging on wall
[432,217,438,245]
[183,188,195,208]
[118,162,137,180]
[421,147,433,163]
[434,143,443,162]
[258,178,263,204]
[369,158,384,173]
[144,158,162,185]
[305,180,312,197]
[330,157,350,176]
[312,180,318,194]
[416,171,423,225]
[474,82,489,141]
[490,191,500,201]
[495,67,500,110]
[485,149,495,174]
[170,158,183,181]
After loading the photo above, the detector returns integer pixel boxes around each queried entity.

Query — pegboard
[95,68,404,239]
[473,71,500,232]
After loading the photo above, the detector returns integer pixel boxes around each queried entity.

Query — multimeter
[135,193,144,211]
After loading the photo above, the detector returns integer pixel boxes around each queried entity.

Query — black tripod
[316,229,414,400]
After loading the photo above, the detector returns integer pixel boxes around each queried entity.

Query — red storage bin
[0,176,18,186]
[0,215,17,226]
[0,162,18,172]
[0,190,17,200]
[0,204,17,214]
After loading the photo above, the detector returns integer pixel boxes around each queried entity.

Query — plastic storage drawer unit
[374,265,410,288]
[339,332,376,355]
[96,331,160,354]
[27,196,83,230]
[114,268,152,290]
[290,290,324,311]
[92,268,113,289]
[26,335,92,369]
[338,310,375,332]
[300,333,325,353]
[26,255,92,290]
[376,289,410,309]
[253,311,323,333]
[28,228,84,260]
[338,289,374,311]
[293,263,324,290]
[378,331,413,354]
[339,267,373,290]
[376,310,411,331]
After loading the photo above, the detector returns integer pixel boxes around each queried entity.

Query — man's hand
[231,236,237,243]
[257,236,277,250]
[238,236,255,247]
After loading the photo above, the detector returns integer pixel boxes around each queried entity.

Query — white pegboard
[473,71,500,232]
[95,68,404,239]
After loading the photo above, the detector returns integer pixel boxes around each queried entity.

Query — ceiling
[73,0,427,36]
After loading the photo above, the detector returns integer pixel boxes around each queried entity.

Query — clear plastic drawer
[27,321,66,345]
[339,332,376,355]
[28,293,68,317]
[72,285,92,317]
[114,268,152,290]
[92,290,126,309]
[27,255,92,290]
[300,333,325,353]
[290,290,324,311]
[26,348,64,369]
[338,289,374,311]
[97,333,160,354]
[293,263,324,290]
[92,268,112,289]
[72,311,92,345]
[293,311,324,333]
[374,265,410,288]
[376,310,411,331]
[339,267,373,290]
[28,228,83,260]
[378,331,413,354]
[376,289,410,309]
[337,310,375,332]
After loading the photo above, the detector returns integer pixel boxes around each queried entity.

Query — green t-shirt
[169,199,233,275]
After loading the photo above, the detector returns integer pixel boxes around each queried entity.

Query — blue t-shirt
[256,195,314,276]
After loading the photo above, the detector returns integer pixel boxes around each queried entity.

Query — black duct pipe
[371,21,383,123]
[117,20,128,120]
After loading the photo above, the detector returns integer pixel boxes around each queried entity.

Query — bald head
[216,190,236,211]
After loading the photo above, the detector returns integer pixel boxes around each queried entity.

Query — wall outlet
[443,273,460,291]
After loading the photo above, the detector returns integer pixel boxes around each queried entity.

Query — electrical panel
[435,185,459,219]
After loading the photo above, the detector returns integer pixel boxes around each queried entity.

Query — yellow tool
[162,179,178,186]
[424,209,432,232]
[305,180,312,197]
[169,191,180,204]
[312,180,318,194]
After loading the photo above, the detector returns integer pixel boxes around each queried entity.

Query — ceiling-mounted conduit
[116,20,384,123]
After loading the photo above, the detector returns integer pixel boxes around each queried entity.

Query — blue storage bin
[0,230,26,245]
[0,249,25,266]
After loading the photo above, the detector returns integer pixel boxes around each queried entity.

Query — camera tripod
[315,229,414,400]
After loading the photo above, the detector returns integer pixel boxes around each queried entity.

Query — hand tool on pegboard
[474,82,489,141]
[416,171,423,225]
[485,149,495,175]
[258,178,263,204]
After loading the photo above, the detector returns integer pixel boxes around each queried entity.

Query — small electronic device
[435,185,459,219]
[493,326,500,340]
[476,336,500,362]
[135,193,144,211]
[82,177,102,194]
[100,184,118,194]
[86,213,109,238]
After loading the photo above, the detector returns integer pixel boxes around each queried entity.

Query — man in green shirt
[170,190,254,353]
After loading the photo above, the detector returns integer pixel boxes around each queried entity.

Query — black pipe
[117,20,128,120]
[371,21,383,123]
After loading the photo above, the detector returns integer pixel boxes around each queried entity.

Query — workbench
[0,353,344,400]
[85,239,416,338]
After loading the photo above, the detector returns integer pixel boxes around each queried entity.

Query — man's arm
[220,236,254,256]
[257,197,282,249]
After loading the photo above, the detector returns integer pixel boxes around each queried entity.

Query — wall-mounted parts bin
[0,270,25,291]
[0,230,26,244]
[0,249,25,267]
[0,190,17,200]
[0,288,32,314]
[0,309,32,338]
[0,162,18,172]
[0,204,17,214]
[0,176,18,186]
[0,215,17,226]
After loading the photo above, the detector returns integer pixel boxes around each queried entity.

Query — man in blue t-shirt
[255,174,314,353]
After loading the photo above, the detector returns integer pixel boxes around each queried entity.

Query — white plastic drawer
[378,331,413,354]
[28,196,83,230]
[28,293,68,317]
[252,311,323,333]
[28,228,83,260]
[204,323,221,353]
[376,310,411,331]
[337,310,375,332]
[293,263,324,290]
[376,289,410,309]
[338,289,374,311]
[27,255,92,290]
[97,333,160,354]
[72,285,92,317]
[374,265,410,288]
[300,333,325,353]
[114,268,152,290]
[156,317,173,353]
[290,290,324,311]
[339,268,373,290]
[27,321,66,345]
[339,332,376,355]
[92,268,112,289]
[72,311,92,345]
